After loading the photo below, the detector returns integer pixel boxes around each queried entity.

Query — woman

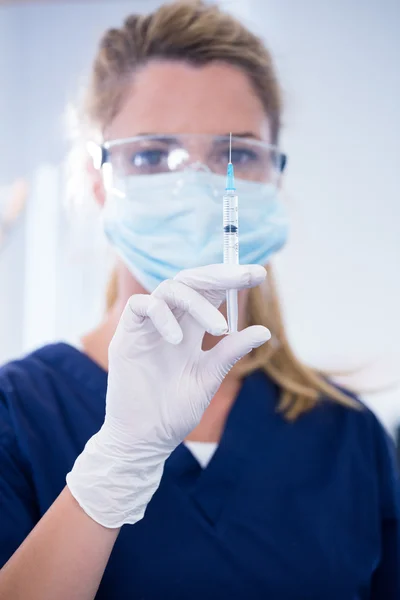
[0,2,398,598]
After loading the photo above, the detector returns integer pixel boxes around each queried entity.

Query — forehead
[105,61,270,142]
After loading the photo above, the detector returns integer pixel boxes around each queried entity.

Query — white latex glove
[67,264,270,528]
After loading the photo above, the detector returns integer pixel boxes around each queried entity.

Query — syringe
[223,133,239,333]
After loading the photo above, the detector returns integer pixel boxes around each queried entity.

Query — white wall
[0,0,399,432]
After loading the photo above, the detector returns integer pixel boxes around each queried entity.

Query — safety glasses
[88,133,287,189]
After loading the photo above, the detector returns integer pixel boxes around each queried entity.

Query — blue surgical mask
[102,170,288,292]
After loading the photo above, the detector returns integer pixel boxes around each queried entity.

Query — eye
[130,149,168,168]
[230,148,259,164]
[216,146,260,166]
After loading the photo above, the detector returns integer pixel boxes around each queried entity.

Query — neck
[80,298,124,372]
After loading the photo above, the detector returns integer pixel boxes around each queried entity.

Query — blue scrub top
[0,343,399,599]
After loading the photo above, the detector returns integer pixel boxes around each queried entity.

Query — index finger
[174,264,266,291]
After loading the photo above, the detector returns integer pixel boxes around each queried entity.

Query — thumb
[203,325,271,382]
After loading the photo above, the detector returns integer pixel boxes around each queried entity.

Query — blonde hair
[86,0,357,420]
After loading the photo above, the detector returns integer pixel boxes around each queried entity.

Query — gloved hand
[67,264,270,528]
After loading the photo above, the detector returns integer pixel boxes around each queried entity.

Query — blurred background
[0,0,399,435]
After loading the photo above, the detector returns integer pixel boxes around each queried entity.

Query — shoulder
[0,342,107,404]
[0,343,98,564]
[0,343,108,449]
[314,383,392,453]
[0,343,70,413]
[321,385,393,445]
[0,344,108,506]
[353,400,400,518]
[318,385,399,514]
[0,344,63,397]
[0,344,80,445]
[249,370,391,468]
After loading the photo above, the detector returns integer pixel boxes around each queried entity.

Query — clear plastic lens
[101,134,285,193]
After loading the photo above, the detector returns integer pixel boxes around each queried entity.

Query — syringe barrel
[223,192,239,265]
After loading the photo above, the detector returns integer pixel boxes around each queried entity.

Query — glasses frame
[88,134,287,175]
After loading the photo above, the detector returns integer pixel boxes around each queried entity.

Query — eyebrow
[134,132,262,141]
[134,134,180,144]
[220,132,262,140]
